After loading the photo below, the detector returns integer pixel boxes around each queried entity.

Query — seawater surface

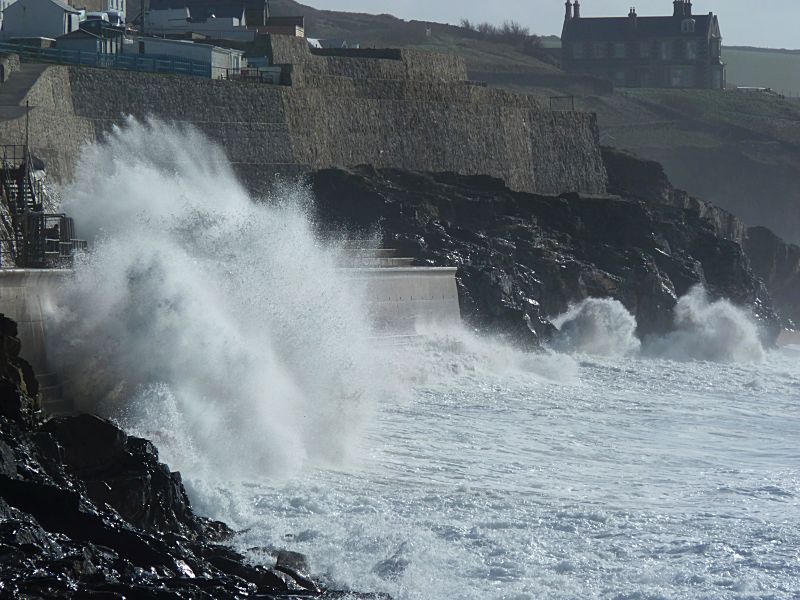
[195,338,800,600]
[51,119,799,600]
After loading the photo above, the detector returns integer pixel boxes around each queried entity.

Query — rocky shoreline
[0,315,386,599]
[311,150,794,344]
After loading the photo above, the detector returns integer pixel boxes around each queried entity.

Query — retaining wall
[2,37,608,195]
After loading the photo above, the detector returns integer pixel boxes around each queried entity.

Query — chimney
[629,7,637,18]
[574,0,581,18]
[565,0,573,21]
[673,0,684,17]
[685,0,692,16]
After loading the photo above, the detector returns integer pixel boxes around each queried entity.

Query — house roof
[48,0,81,13]
[264,16,303,27]
[59,26,124,40]
[563,14,717,42]
[149,0,250,20]
[58,29,102,40]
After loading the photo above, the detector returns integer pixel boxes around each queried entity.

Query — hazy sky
[302,1,800,49]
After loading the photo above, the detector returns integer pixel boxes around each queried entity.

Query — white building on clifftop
[1,0,80,40]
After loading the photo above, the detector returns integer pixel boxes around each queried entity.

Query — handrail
[0,41,213,78]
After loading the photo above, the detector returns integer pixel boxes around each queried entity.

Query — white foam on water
[47,117,386,481]
[644,286,766,363]
[42,120,799,599]
[551,297,641,357]
[550,288,766,364]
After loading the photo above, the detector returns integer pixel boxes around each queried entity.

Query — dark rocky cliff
[603,147,799,330]
[0,314,385,599]
[311,163,779,344]
[745,227,800,328]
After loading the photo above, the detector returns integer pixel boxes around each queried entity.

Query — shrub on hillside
[459,18,542,53]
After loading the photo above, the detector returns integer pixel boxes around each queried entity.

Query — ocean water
[50,120,800,600]
[207,336,799,600]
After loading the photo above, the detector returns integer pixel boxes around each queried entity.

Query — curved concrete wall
[353,266,461,333]
[0,265,461,387]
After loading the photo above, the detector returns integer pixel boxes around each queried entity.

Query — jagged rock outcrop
[0,313,387,599]
[602,147,747,244]
[603,146,798,330]
[744,226,800,328]
[311,166,779,344]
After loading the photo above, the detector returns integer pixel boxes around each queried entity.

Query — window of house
[681,19,696,33]
[660,41,672,60]
[686,41,697,59]
[594,43,607,58]
[614,43,626,58]
[640,42,651,58]
[572,43,584,59]
[615,70,627,86]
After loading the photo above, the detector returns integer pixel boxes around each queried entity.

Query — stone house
[1,0,81,41]
[561,0,725,89]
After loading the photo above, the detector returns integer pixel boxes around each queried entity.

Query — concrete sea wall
[0,267,461,359]
[352,266,461,333]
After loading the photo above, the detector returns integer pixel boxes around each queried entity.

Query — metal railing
[0,42,212,78]
[0,147,87,268]
[221,67,280,85]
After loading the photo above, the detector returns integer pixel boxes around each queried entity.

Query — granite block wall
[7,42,608,196]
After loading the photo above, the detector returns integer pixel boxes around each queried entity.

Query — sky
[301,1,800,49]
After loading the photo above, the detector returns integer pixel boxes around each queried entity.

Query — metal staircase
[1,144,87,268]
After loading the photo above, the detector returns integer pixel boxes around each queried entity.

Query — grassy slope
[725,47,800,95]
[269,0,561,74]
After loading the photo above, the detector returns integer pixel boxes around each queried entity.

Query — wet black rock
[311,159,781,345]
[744,226,800,329]
[0,313,387,599]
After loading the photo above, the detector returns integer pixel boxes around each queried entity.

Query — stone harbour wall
[9,38,608,195]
